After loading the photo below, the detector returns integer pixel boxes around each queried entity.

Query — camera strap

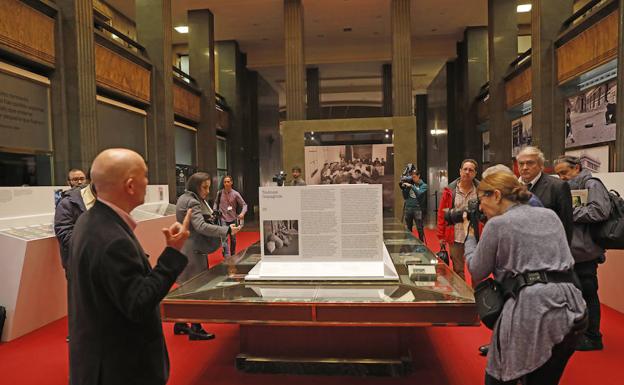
[501,270,580,300]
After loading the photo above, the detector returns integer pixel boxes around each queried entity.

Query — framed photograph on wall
[511,113,532,157]
[564,145,610,173]
[565,80,616,149]
[482,131,490,164]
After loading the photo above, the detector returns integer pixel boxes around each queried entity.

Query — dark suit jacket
[530,173,573,245]
[54,187,86,270]
[68,201,187,385]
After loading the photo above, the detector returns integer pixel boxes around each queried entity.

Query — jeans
[221,220,237,256]
[574,258,602,341]
[405,207,425,242]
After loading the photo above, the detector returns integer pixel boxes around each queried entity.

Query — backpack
[588,178,624,249]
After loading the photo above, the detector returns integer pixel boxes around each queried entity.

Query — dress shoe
[188,324,215,341]
[478,344,489,356]
[173,323,190,335]
[575,335,603,351]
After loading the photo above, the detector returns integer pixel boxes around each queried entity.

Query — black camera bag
[474,278,504,329]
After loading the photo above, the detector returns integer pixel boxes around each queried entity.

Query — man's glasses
[69,177,86,182]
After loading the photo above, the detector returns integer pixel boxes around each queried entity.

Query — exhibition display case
[0,185,174,341]
[162,219,478,375]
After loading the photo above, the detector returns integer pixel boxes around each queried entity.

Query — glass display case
[162,219,478,375]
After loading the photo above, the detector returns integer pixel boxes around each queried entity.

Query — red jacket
[436,178,481,243]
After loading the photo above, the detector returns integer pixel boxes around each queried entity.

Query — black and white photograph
[565,145,610,173]
[511,113,532,157]
[304,144,394,210]
[263,220,299,255]
[565,80,616,148]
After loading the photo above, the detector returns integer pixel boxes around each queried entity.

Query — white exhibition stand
[247,185,399,282]
[0,185,175,342]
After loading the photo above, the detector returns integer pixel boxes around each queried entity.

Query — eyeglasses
[478,191,494,199]
[69,177,86,182]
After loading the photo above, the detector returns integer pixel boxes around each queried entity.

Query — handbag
[436,244,450,265]
[474,278,505,329]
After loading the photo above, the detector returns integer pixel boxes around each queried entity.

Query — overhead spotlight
[517,4,531,13]
[174,26,189,34]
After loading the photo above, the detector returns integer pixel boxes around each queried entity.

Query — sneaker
[575,335,603,351]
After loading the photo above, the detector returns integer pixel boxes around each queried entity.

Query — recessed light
[174,26,188,34]
[343,27,352,32]
[517,4,532,13]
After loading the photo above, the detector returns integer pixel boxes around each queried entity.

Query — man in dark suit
[517,146,573,244]
[68,148,192,385]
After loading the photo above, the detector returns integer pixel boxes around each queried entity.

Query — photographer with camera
[436,159,480,280]
[175,172,240,340]
[464,172,586,385]
[400,168,428,242]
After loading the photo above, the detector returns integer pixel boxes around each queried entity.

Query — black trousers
[574,259,602,341]
[484,315,587,385]
[404,207,425,242]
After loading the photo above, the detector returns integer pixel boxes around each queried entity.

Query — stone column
[464,27,488,160]
[415,94,428,175]
[55,0,98,172]
[135,0,176,200]
[188,9,217,175]
[382,64,392,117]
[616,0,624,170]
[391,0,412,116]
[284,0,306,120]
[531,0,573,164]
[487,0,517,165]
[306,67,320,119]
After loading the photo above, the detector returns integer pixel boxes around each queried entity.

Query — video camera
[444,198,486,241]
[273,170,287,186]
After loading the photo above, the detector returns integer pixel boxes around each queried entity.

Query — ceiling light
[174,26,189,34]
[517,4,531,13]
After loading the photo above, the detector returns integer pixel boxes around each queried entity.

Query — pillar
[136,0,176,200]
[391,0,412,116]
[188,9,217,175]
[306,67,320,119]
[487,0,517,165]
[284,0,306,120]
[531,0,573,164]
[55,0,98,172]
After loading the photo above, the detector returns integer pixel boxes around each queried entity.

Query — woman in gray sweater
[464,172,586,385]
[174,172,239,340]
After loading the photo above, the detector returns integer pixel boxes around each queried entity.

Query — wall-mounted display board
[0,67,51,152]
[564,79,616,148]
[96,96,147,158]
[511,113,533,157]
[565,144,610,173]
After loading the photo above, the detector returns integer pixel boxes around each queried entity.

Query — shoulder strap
[216,189,223,208]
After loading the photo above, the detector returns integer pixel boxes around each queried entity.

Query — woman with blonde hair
[464,172,586,385]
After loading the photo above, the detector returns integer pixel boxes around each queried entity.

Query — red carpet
[1,229,623,384]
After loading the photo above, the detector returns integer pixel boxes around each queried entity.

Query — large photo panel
[304,135,394,211]
[565,80,616,149]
